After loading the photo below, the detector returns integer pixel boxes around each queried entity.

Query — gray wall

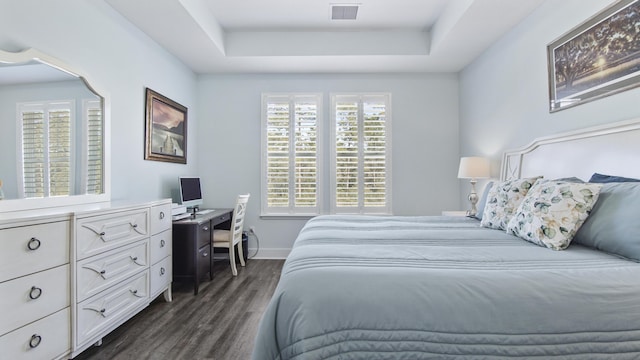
[0,0,199,203]
[197,73,460,257]
[458,0,640,208]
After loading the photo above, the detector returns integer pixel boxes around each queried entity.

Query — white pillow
[506,180,602,250]
[480,177,541,230]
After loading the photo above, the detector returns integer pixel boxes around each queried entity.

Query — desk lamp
[458,156,490,217]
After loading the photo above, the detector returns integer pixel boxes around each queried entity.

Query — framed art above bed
[547,0,640,112]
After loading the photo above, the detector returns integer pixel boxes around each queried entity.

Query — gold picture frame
[144,88,188,163]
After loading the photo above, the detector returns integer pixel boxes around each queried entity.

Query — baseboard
[248,247,290,259]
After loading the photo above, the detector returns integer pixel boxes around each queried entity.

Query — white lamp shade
[458,157,490,179]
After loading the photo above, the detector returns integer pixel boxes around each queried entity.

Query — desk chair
[213,194,250,276]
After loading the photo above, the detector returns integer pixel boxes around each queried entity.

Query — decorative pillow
[553,177,584,183]
[480,177,541,230]
[472,180,494,221]
[573,182,640,261]
[506,181,602,250]
[589,173,640,183]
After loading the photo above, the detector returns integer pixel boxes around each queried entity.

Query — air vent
[331,5,359,20]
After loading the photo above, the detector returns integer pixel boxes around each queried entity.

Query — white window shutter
[18,101,73,198]
[262,94,322,215]
[84,100,103,194]
[331,94,392,214]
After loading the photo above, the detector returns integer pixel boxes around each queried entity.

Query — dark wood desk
[172,208,232,294]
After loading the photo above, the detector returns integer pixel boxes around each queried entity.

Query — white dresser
[0,215,71,360]
[0,199,172,360]
[71,200,172,356]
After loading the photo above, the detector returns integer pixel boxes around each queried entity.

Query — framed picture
[144,88,188,163]
[547,0,640,112]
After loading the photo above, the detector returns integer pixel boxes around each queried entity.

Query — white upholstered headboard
[501,118,640,181]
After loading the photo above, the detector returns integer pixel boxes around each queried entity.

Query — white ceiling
[104,0,545,74]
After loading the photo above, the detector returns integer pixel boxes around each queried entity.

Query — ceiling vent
[331,4,359,20]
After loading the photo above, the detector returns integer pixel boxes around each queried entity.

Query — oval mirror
[0,48,109,212]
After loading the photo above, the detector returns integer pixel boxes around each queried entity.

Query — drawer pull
[100,270,106,275]
[160,267,166,275]
[99,231,106,236]
[29,334,42,348]
[27,237,41,251]
[100,308,106,313]
[160,239,166,247]
[130,289,143,298]
[159,211,165,219]
[29,286,43,300]
[132,223,138,228]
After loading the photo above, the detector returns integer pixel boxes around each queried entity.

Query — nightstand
[441,210,468,217]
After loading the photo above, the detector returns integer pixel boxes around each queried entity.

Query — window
[18,101,74,198]
[261,94,322,216]
[260,92,391,216]
[331,94,392,214]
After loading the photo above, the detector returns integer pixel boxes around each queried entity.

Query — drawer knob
[159,211,165,219]
[29,286,43,300]
[160,267,166,275]
[100,270,106,275]
[27,237,41,251]
[99,231,106,236]
[29,334,42,348]
[100,308,106,313]
[160,239,166,247]
[203,251,209,257]
[132,223,138,228]
[131,256,138,262]
[202,226,209,231]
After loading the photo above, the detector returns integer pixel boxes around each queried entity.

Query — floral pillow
[506,180,602,250]
[480,177,541,230]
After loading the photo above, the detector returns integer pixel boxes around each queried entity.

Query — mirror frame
[0,48,110,213]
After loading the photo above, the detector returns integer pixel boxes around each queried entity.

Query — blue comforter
[252,215,640,359]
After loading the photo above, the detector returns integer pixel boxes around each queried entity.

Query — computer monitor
[179,176,203,210]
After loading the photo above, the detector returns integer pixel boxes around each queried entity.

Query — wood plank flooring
[74,259,284,360]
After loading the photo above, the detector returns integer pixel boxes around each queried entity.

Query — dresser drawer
[76,240,149,302]
[150,203,172,235]
[0,264,69,336]
[0,221,69,283]
[76,209,149,260]
[0,308,70,360]
[76,270,148,346]
[150,256,172,298]
[150,229,171,265]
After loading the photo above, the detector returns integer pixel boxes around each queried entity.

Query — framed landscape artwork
[547,0,640,112]
[144,88,188,163]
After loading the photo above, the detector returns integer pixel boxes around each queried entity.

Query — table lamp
[458,156,490,217]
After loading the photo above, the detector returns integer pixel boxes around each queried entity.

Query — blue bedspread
[252,215,640,359]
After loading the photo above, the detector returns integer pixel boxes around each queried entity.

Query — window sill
[260,213,318,220]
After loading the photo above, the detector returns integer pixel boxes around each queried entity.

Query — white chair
[213,194,250,276]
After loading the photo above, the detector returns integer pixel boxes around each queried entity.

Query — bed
[252,119,640,359]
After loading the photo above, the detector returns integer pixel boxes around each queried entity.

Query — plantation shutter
[21,109,46,198]
[19,101,73,198]
[262,94,322,215]
[48,108,72,196]
[85,100,103,194]
[331,94,391,214]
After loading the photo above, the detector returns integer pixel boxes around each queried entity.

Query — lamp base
[466,179,479,217]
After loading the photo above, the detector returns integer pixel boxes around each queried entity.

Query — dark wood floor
[74,259,284,360]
